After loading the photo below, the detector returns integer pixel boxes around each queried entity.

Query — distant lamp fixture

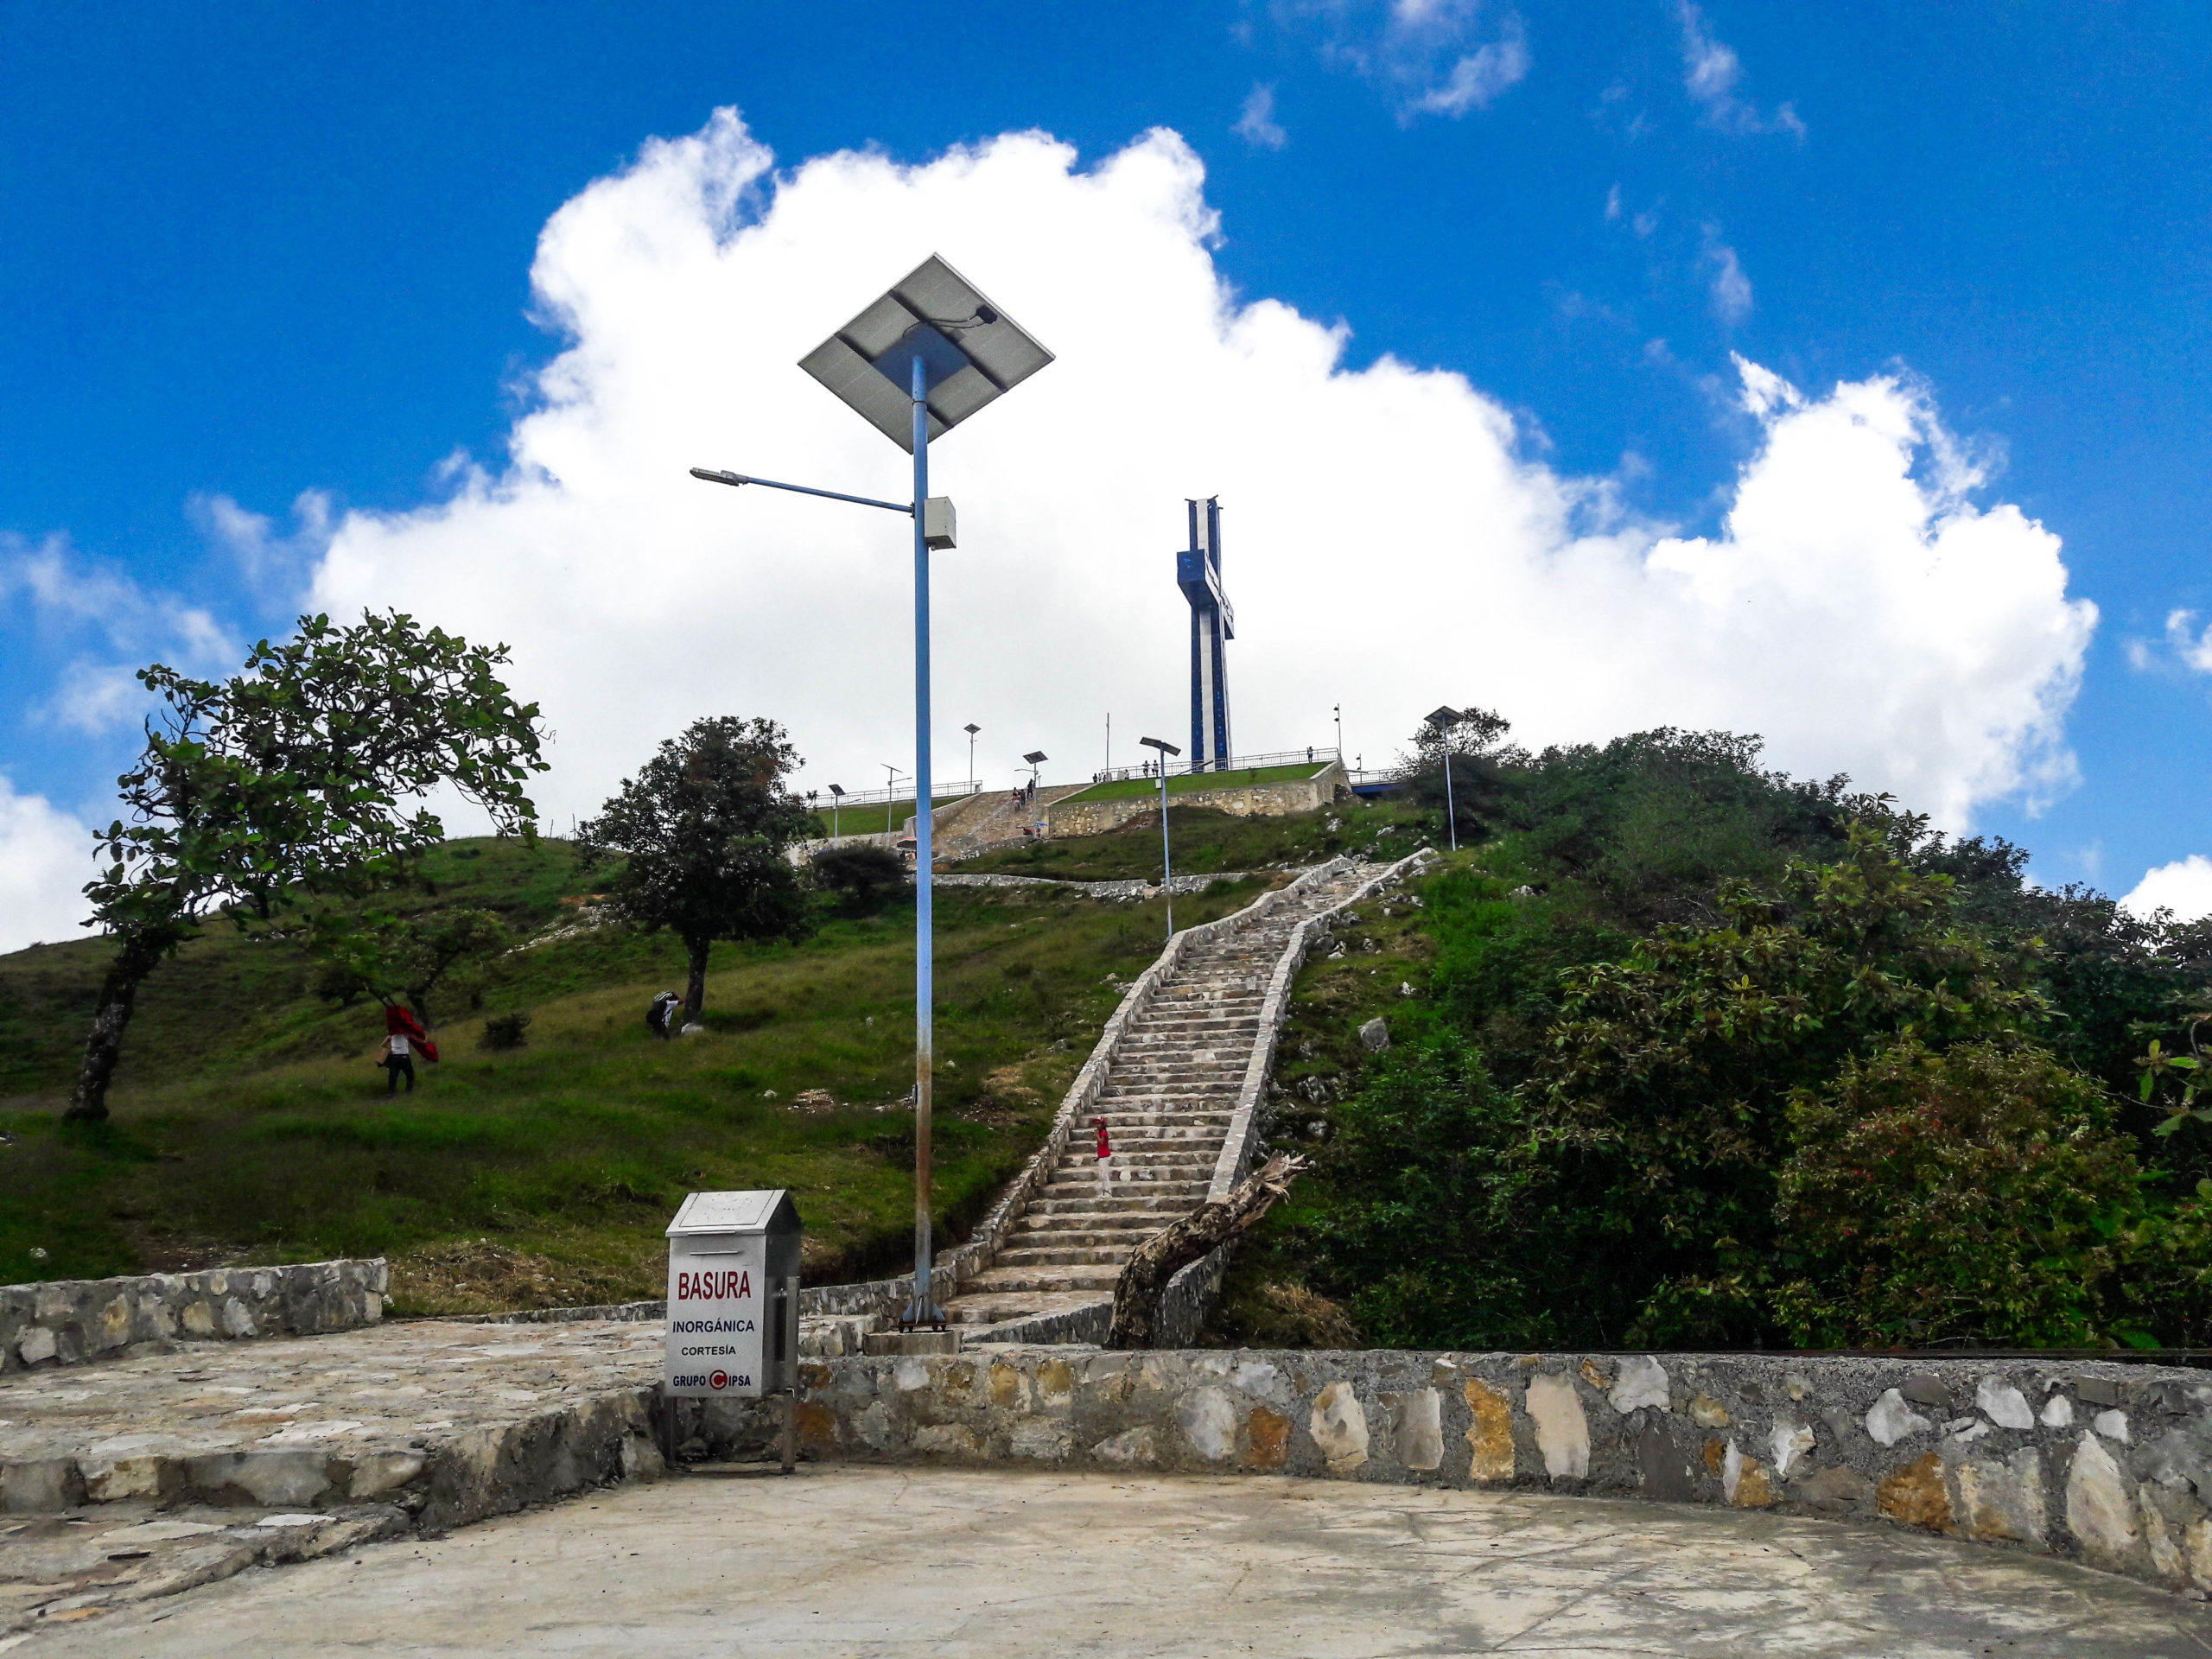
[827,782,846,839]
[1138,735,1182,938]
[1022,750,1047,786]
[963,723,982,790]
[1425,705,1464,853]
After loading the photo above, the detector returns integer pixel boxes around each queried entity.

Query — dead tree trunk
[1106,1152,1308,1350]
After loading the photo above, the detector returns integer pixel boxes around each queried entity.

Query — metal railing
[800,779,983,810]
[1089,746,1341,785]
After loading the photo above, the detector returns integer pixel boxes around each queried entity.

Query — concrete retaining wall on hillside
[1046,764,1348,840]
[1,1260,386,1374]
[677,1345,2212,1598]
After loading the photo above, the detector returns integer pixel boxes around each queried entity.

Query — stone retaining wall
[1,1260,386,1374]
[931,871,1263,900]
[678,1345,2212,1597]
[1046,764,1348,840]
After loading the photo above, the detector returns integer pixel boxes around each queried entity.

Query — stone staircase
[928,783,1096,862]
[938,861,1376,1335]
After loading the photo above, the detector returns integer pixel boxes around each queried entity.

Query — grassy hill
[0,810,1390,1313]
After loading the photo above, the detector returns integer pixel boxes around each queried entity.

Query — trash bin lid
[664,1189,799,1238]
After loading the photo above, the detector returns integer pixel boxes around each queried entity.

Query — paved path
[24,1466,2212,1657]
[943,862,1373,1334]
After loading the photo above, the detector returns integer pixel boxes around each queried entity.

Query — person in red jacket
[1091,1116,1113,1199]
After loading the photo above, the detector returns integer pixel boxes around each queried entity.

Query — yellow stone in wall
[1465,1379,1515,1480]
[1877,1453,1954,1530]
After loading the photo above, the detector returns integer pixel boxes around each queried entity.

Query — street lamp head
[1138,736,1180,756]
[964,723,982,736]
[1022,751,1048,766]
[798,256,1053,454]
[1426,705,1463,731]
[827,783,845,798]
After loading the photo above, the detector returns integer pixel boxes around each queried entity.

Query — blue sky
[3,1,2209,945]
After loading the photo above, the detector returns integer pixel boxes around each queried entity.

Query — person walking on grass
[377,1004,437,1095]
[381,1027,416,1094]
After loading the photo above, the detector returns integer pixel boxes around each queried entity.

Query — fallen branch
[1106,1152,1309,1350]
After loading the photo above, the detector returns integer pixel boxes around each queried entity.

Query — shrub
[1772,1039,2146,1348]
[480,1010,532,1051]
[810,844,909,915]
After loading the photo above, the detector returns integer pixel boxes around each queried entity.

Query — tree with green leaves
[1531,819,2050,1344]
[305,904,512,1024]
[67,611,545,1122]
[575,716,813,1024]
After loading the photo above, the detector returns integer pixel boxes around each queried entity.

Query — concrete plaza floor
[24,1465,2212,1658]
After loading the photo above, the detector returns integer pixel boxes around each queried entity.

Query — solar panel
[799,255,1054,453]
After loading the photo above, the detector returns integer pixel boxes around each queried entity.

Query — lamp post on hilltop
[1426,705,1463,853]
[1334,703,1343,763]
[1140,734,1181,938]
[963,723,980,791]
[690,255,1054,1333]
[827,783,844,841]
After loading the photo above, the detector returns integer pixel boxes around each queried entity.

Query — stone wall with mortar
[677,1346,2212,1597]
[932,871,1262,901]
[1046,764,1349,841]
[1,1259,386,1374]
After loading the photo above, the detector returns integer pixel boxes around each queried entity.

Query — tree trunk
[66,925,175,1122]
[683,937,711,1025]
[1106,1152,1308,1350]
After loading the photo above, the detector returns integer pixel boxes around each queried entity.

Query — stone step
[1027,1192,1192,1214]
[1009,1223,1166,1246]
[960,1265,1124,1293]
[992,1245,1134,1268]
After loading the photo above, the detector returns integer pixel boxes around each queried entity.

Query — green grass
[0,835,1281,1312]
[1062,763,1325,804]
[807,796,966,837]
[958,800,1432,881]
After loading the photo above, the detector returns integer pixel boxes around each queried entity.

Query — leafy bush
[1772,1040,2147,1348]
[810,844,910,916]
[480,1010,532,1051]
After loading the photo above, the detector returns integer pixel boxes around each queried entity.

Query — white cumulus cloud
[2124,855,2212,922]
[0,775,94,953]
[304,112,2094,838]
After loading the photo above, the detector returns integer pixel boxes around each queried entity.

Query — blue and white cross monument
[1177,497,1234,774]
[690,255,1052,1331]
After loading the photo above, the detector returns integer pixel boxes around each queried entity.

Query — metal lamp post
[826,783,844,840]
[690,255,1053,1332]
[1139,735,1180,938]
[963,723,980,791]
[1426,705,1463,853]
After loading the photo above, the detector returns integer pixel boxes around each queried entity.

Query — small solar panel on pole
[691,255,1053,1334]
